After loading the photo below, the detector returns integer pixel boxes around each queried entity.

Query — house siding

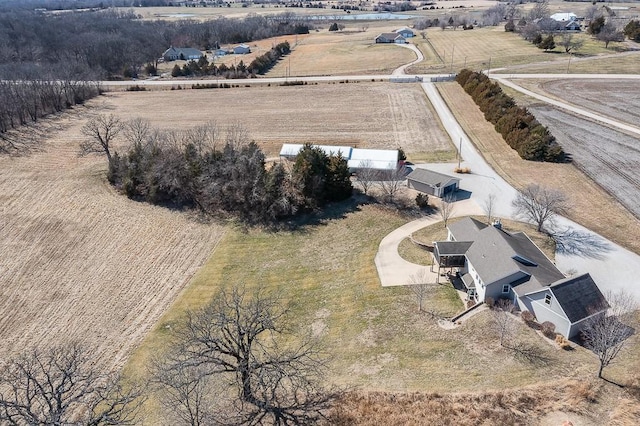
[407,180,437,196]
[525,291,572,337]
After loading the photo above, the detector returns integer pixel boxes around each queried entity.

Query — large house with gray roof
[435,217,608,338]
[162,47,204,62]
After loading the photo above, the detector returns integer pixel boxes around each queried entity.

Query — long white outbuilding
[279,144,399,172]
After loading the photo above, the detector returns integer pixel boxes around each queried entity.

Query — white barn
[279,144,399,172]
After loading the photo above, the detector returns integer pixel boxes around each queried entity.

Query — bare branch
[512,184,567,232]
[79,114,123,162]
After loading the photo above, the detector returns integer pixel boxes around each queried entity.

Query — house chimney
[492,219,502,230]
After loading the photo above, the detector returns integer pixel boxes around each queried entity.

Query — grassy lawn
[126,202,602,407]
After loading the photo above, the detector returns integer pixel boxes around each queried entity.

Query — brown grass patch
[436,82,640,254]
[327,379,602,425]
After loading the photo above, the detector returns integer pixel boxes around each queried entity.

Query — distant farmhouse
[375,33,407,44]
[233,44,251,54]
[162,47,204,62]
[394,27,415,38]
[548,12,582,31]
[434,217,608,338]
[279,144,399,173]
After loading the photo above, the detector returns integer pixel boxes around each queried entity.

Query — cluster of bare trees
[0,8,312,80]
[0,287,339,425]
[0,79,99,142]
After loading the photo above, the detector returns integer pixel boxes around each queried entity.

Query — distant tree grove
[456,69,565,162]
[107,121,352,224]
[0,8,311,80]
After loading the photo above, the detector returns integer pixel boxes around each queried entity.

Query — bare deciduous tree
[407,270,436,313]
[80,113,123,162]
[0,344,145,425]
[512,184,567,232]
[582,290,637,379]
[558,33,584,53]
[123,117,151,147]
[356,160,377,196]
[439,193,456,227]
[377,165,407,203]
[483,193,497,224]
[163,286,339,425]
[491,299,517,347]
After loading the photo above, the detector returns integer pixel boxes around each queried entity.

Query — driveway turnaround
[374,81,640,303]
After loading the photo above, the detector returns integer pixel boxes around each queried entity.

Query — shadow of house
[436,217,608,338]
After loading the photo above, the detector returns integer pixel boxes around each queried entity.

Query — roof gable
[407,169,460,189]
[550,273,608,323]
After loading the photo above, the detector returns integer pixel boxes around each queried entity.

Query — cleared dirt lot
[0,106,225,370]
[530,105,640,218]
[105,83,453,158]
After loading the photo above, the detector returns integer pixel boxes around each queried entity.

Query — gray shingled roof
[448,217,564,293]
[434,241,473,255]
[447,217,487,242]
[549,273,609,323]
[407,168,460,189]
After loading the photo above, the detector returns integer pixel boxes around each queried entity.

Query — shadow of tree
[549,226,612,260]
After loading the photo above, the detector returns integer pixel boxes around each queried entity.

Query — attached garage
[406,168,460,197]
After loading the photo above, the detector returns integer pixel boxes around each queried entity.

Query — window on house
[502,285,510,293]
[544,294,552,305]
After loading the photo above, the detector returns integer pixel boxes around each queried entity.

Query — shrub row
[456,69,565,162]
[249,41,291,75]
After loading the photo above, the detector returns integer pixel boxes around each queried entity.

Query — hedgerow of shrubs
[456,69,565,162]
[108,133,352,225]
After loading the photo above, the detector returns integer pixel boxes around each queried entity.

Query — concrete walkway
[374,81,640,303]
[374,199,482,287]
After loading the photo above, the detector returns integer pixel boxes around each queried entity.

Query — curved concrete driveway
[392,43,424,75]
[375,82,640,303]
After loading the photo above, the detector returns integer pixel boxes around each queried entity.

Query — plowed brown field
[103,83,453,158]
[0,105,225,370]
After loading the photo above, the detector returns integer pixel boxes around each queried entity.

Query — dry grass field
[437,81,640,255]
[0,105,225,370]
[102,83,453,160]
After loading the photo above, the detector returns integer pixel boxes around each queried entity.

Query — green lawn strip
[125,204,601,418]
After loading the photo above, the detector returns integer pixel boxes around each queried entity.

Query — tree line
[171,41,291,79]
[80,115,352,224]
[0,79,100,141]
[0,8,311,80]
[455,69,565,163]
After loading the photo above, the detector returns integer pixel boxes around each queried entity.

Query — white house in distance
[279,144,399,173]
[375,33,407,44]
[433,217,608,338]
[394,27,415,38]
[233,44,251,54]
[162,47,204,62]
[550,12,578,22]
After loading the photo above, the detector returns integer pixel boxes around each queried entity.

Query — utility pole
[457,137,462,170]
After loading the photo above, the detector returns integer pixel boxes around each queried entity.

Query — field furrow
[0,105,224,371]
